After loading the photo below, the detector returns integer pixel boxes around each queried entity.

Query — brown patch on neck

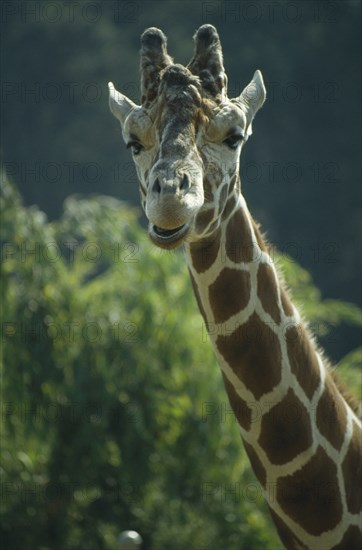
[243,440,267,487]
[257,263,281,325]
[277,446,343,536]
[222,192,238,220]
[342,421,362,514]
[243,217,296,322]
[268,507,308,549]
[316,375,348,450]
[329,368,362,418]
[195,208,215,233]
[258,388,313,465]
[188,269,208,325]
[209,267,251,324]
[285,324,321,400]
[221,373,252,431]
[216,312,282,400]
[190,228,221,273]
[225,208,254,263]
[331,526,362,549]
[280,288,294,316]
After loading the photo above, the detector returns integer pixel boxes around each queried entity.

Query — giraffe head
[109,25,266,249]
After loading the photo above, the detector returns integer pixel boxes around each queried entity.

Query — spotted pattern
[316,377,348,451]
[251,219,267,253]
[257,263,281,325]
[331,526,362,549]
[222,192,238,220]
[209,268,250,324]
[222,373,252,431]
[281,289,294,316]
[277,446,342,535]
[218,184,228,215]
[258,388,313,465]
[286,325,321,400]
[203,177,213,204]
[206,220,219,234]
[226,209,254,263]
[188,162,360,543]
[189,270,208,325]
[217,313,282,400]
[268,508,308,549]
[190,229,221,274]
[330,368,361,418]
[342,421,362,514]
[195,208,215,234]
[205,163,224,188]
[243,440,266,487]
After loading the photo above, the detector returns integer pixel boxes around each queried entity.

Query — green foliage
[337,348,362,401]
[277,254,362,335]
[1,178,360,549]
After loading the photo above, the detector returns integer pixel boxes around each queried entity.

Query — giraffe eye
[223,133,244,150]
[126,141,144,155]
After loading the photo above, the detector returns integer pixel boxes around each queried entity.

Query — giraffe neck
[184,185,362,549]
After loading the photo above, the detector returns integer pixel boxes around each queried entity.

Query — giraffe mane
[329,366,362,419]
[252,217,362,420]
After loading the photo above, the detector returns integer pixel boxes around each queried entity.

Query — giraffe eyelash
[223,133,244,150]
[126,140,144,155]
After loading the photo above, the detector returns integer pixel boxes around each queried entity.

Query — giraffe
[108,25,362,549]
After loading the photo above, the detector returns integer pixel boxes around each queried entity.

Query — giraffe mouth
[150,223,190,248]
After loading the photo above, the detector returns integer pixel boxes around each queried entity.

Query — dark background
[2,0,361,360]
[1,2,361,548]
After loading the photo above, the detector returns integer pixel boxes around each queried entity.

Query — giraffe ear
[236,70,266,136]
[108,82,138,126]
[188,24,227,100]
[140,27,173,107]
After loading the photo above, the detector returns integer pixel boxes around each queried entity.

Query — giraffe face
[109,25,266,249]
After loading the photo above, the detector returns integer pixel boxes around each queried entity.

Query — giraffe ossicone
[109,24,362,549]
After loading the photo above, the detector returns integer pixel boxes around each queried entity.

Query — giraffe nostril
[153,177,161,194]
[180,173,190,192]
